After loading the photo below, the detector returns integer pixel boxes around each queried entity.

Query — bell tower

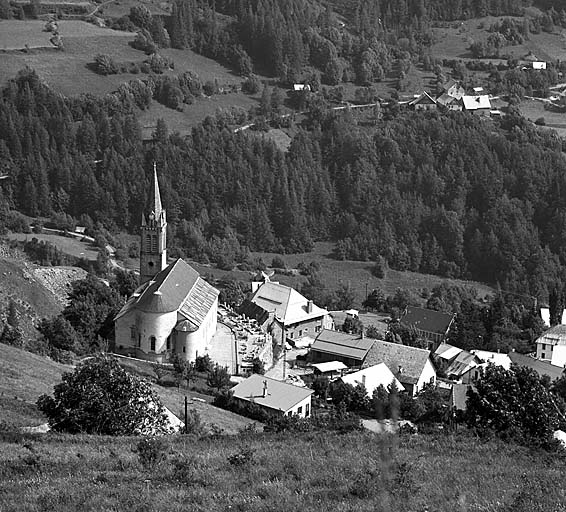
[140,163,167,284]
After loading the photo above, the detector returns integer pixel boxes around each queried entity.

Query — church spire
[150,162,163,218]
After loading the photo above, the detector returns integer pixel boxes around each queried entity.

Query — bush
[37,355,171,435]
[94,54,119,75]
[242,75,261,94]
[134,437,168,470]
[227,446,255,466]
[535,117,546,126]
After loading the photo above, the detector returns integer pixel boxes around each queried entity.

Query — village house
[440,79,466,99]
[231,374,313,418]
[436,93,463,111]
[462,95,492,115]
[309,329,375,368]
[239,280,332,346]
[409,91,437,111]
[114,167,219,363]
[433,343,482,383]
[399,306,455,351]
[535,324,566,367]
[363,339,436,396]
[340,363,405,396]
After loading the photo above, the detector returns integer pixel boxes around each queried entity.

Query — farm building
[534,324,566,367]
[409,91,437,111]
[340,363,405,396]
[462,95,492,114]
[231,374,313,418]
[309,330,375,368]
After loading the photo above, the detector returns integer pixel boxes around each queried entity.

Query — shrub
[134,437,168,470]
[242,75,261,94]
[37,355,171,435]
[227,446,255,466]
[94,54,118,75]
[535,117,546,126]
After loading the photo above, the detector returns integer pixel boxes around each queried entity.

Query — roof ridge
[373,338,430,354]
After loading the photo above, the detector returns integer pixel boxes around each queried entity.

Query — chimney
[398,365,403,374]
[307,300,313,313]
[262,380,268,398]
[361,330,365,340]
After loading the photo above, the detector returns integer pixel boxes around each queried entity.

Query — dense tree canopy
[37,355,172,435]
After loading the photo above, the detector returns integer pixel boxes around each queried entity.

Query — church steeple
[140,164,167,284]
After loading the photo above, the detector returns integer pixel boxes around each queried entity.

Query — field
[431,14,566,63]
[1,427,565,511]
[5,232,99,261]
[519,99,566,137]
[188,242,494,309]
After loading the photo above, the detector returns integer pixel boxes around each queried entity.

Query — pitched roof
[462,95,491,110]
[445,351,480,378]
[150,163,163,219]
[310,329,375,362]
[436,93,462,106]
[238,299,271,326]
[312,361,348,373]
[363,339,432,385]
[409,91,437,106]
[472,350,511,369]
[434,343,462,361]
[535,324,566,346]
[250,282,327,325]
[508,352,564,381]
[401,307,455,335]
[115,259,218,327]
[231,374,313,413]
[341,363,405,394]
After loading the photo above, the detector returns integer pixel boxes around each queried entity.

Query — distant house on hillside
[310,329,375,368]
[436,93,463,111]
[293,84,311,91]
[462,95,491,114]
[239,280,332,346]
[532,61,547,70]
[441,80,465,99]
[409,91,437,111]
[340,363,405,396]
[363,339,436,396]
[400,306,455,351]
[434,343,482,383]
[231,374,313,418]
[535,325,566,367]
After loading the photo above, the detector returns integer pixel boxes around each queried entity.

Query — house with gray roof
[309,329,375,368]
[535,324,566,368]
[231,374,313,418]
[363,339,436,396]
[400,306,455,351]
[241,281,332,346]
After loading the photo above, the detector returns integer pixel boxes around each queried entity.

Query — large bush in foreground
[38,355,171,435]
[466,364,566,449]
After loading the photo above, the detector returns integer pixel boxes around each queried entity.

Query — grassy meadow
[1,428,565,511]
[5,232,99,261]
[189,242,494,308]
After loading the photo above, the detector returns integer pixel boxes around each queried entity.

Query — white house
[341,363,405,396]
[231,374,313,418]
[363,339,436,396]
[535,324,566,367]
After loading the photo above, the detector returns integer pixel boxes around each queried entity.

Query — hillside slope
[0,343,72,426]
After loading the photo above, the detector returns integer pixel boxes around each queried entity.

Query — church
[114,167,219,363]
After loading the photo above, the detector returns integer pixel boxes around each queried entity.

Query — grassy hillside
[188,242,494,308]
[0,343,71,426]
[0,344,255,433]
[0,428,565,511]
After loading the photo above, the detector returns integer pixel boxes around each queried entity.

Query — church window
[150,336,156,351]
[145,234,151,248]
[182,346,186,353]
[166,336,171,350]
[137,334,141,347]
[130,326,136,340]
[151,235,158,252]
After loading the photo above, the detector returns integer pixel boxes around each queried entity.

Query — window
[297,406,303,415]
[304,327,308,332]
[299,330,303,336]
[151,235,158,252]
[305,403,310,417]
[542,352,546,359]
[315,325,321,333]
[130,326,136,340]
[145,234,151,248]
[150,336,156,351]
[166,336,171,350]
[183,346,186,353]
[543,343,546,350]
[137,334,141,347]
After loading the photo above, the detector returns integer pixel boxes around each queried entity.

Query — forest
[2,68,566,303]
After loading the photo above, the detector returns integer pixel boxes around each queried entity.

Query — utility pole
[184,396,188,434]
